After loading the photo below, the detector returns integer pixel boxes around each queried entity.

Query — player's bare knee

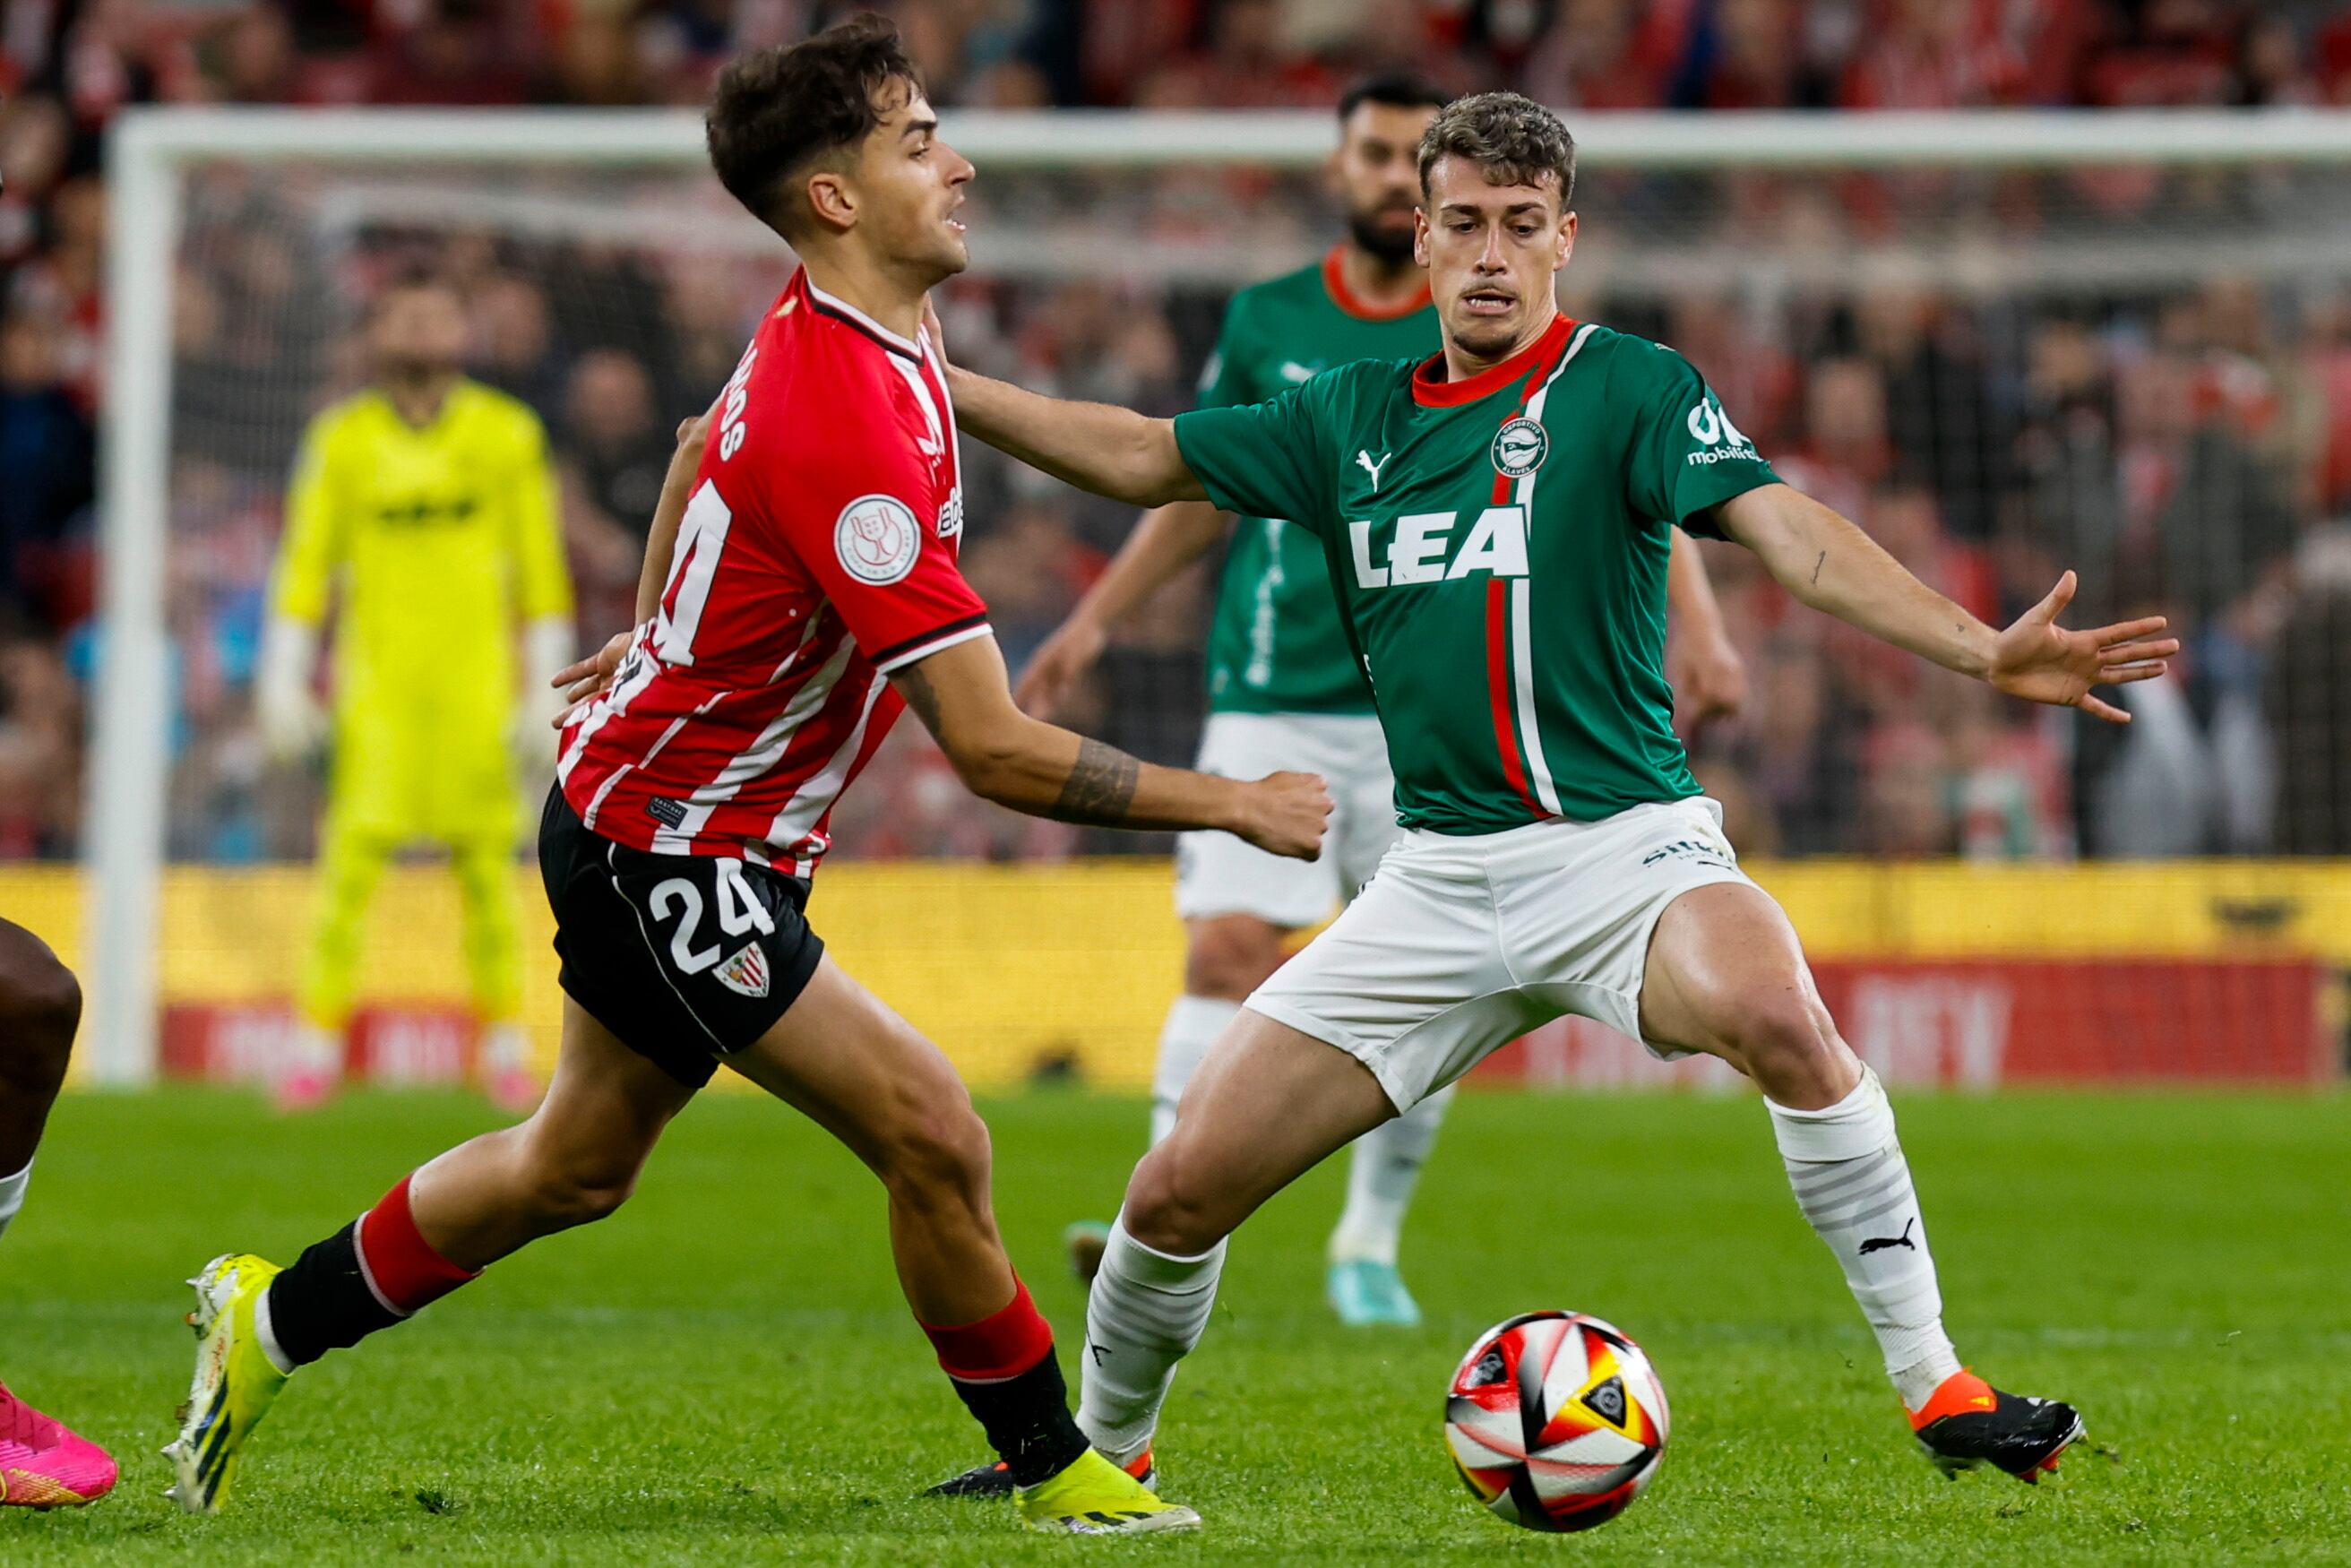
[1121,1143,1227,1257]
[0,930,81,1094]
[530,1159,638,1228]
[877,1093,992,1214]
[1727,990,1844,1100]
[1183,918,1286,1002]
[512,1127,644,1229]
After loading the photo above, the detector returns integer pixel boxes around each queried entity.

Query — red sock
[355,1175,479,1317]
[919,1277,1088,1485]
[920,1276,1055,1383]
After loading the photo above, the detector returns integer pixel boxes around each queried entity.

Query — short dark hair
[1337,71,1451,123]
[705,14,923,238]
[1416,91,1576,205]
[372,265,456,314]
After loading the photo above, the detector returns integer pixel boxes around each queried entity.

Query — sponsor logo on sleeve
[835,494,923,585]
[1684,396,1760,467]
[1491,416,1548,479]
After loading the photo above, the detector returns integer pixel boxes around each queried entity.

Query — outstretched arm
[1015,500,1230,718]
[1714,483,2176,723]
[890,633,1328,856]
[943,365,1207,508]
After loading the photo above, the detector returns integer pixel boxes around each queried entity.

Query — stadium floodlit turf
[4,1085,2345,1564]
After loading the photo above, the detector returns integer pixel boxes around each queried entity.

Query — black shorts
[538,787,825,1088]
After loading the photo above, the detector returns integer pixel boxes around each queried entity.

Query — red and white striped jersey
[557,270,988,874]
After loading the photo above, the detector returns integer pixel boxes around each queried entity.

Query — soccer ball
[1442,1311,1669,1533]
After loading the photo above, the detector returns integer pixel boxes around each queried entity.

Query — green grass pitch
[3,1085,2346,1564]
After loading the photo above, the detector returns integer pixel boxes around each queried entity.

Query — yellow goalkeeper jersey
[272,379,572,840]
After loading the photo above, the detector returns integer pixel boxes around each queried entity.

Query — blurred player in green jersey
[941,92,2167,1503]
[259,275,574,1112]
[1012,76,1746,1332]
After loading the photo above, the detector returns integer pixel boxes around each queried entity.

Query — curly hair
[705,14,923,238]
[1416,91,1577,205]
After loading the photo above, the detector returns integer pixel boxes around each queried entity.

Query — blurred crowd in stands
[7,0,2351,863]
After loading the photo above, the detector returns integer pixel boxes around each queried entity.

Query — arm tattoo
[1050,737,1142,824]
[1810,549,1826,588]
[891,667,943,734]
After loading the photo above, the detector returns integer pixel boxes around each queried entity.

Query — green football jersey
[1174,314,1780,835]
[1197,248,1437,716]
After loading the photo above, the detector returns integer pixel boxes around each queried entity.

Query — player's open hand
[1987,571,2178,724]
[1236,770,1332,861]
[549,629,634,728]
[1014,615,1107,719]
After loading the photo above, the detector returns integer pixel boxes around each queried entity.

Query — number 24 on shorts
[648,857,774,976]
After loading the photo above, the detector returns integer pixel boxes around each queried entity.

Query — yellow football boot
[162,1253,289,1513]
[1016,1446,1199,1535]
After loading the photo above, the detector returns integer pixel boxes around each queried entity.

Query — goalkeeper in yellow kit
[259,275,574,1111]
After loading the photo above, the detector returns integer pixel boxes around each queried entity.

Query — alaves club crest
[1492,416,1547,479]
[713,942,771,999]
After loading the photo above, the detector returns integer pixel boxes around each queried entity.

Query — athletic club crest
[713,943,771,999]
[1492,416,1548,479]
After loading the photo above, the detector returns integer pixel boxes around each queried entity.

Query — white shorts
[1245,797,1757,1111]
[1174,711,1398,930]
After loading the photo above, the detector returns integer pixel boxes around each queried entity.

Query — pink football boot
[0,1383,116,1506]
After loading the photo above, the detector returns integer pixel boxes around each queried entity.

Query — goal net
[86,108,2351,1088]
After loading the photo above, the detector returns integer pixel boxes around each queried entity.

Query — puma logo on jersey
[1278,359,1321,384]
[1355,450,1391,492]
[1348,506,1528,589]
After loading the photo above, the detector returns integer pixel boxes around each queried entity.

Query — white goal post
[90,105,2351,1084]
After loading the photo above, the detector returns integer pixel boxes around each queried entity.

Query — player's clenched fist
[1235,770,1333,861]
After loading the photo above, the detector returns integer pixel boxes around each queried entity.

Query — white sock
[0,1159,29,1242]
[1077,1219,1227,1465]
[252,1283,297,1376]
[1766,1067,1960,1409]
[1329,1083,1453,1267]
[1148,995,1239,1147]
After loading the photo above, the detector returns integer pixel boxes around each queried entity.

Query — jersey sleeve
[1616,342,1781,539]
[766,422,990,674]
[500,407,574,623]
[1171,374,1337,536]
[271,410,347,625]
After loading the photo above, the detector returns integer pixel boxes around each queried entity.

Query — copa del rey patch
[713,942,771,999]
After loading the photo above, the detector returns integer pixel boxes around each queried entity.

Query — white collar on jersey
[804,277,925,360]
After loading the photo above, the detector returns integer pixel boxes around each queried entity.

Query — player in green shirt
[1012,75,1748,1334]
[943,93,2168,1497]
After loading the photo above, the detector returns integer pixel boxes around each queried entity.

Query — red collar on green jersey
[1321,245,1433,322]
[1411,313,1575,408]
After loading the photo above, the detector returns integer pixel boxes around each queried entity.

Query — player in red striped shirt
[166,20,1324,1535]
